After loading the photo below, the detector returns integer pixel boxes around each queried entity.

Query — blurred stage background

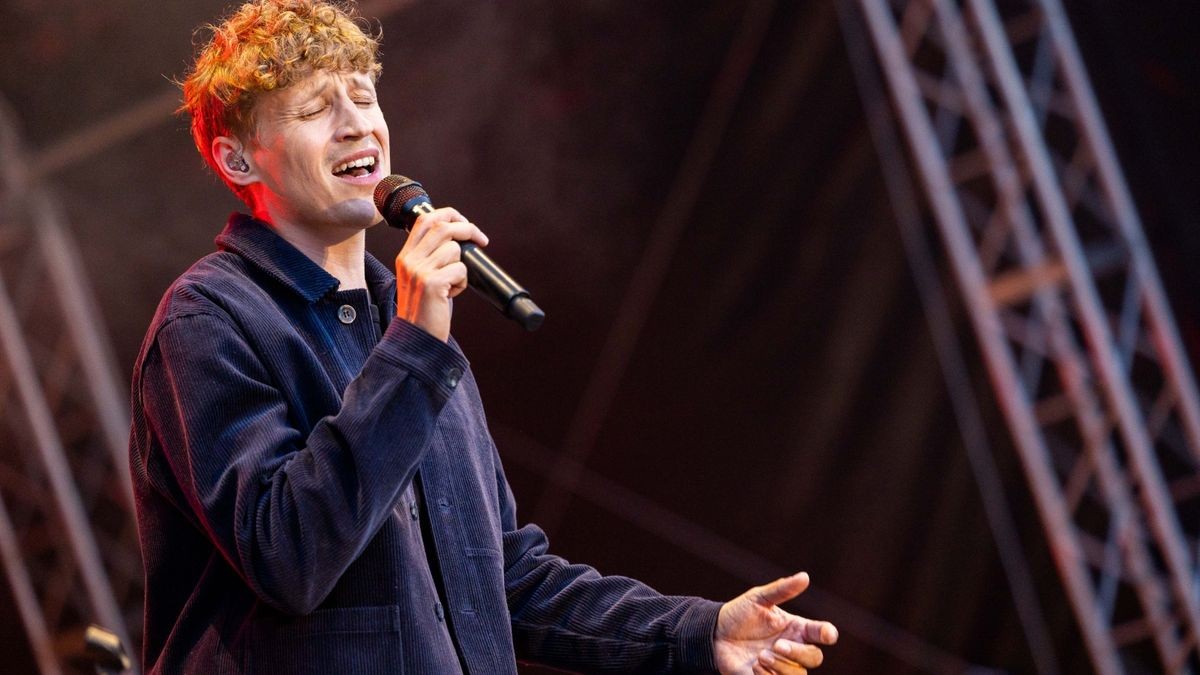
[1,0,1199,672]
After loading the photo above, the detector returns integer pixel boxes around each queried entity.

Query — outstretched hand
[714,572,838,675]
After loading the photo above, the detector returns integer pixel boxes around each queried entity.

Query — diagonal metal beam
[0,492,61,675]
[837,3,1060,671]
[852,0,1200,671]
[0,273,132,671]
[969,0,1200,663]
[853,0,1123,670]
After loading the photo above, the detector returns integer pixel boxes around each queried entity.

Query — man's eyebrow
[346,73,377,88]
[285,79,335,105]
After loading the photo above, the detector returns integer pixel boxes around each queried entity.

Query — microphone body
[374,175,544,331]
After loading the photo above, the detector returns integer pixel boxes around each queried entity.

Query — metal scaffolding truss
[849,0,1200,671]
[0,96,141,674]
[4,0,1199,670]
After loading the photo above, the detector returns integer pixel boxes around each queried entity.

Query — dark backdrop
[1,1,1198,672]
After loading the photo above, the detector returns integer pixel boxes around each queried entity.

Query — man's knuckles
[411,261,468,293]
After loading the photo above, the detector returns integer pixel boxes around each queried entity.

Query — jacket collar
[215,213,395,304]
[364,252,396,313]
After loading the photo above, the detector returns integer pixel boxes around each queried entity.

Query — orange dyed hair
[178,0,381,201]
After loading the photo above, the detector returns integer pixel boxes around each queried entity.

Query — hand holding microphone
[374,176,545,337]
[386,201,482,342]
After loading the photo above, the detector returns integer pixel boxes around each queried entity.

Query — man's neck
[257,211,369,291]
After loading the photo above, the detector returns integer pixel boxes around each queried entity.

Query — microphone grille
[373,174,428,215]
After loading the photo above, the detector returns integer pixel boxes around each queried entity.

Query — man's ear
[212,136,259,186]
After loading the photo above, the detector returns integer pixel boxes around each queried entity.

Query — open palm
[714,573,838,675]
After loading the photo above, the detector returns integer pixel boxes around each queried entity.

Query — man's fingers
[752,572,810,606]
[758,648,808,675]
[799,619,839,645]
[427,261,468,295]
[397,219,487,295]
[406,206,466,240]
[408,221,487,256]
[397,241,466,289]
[425,206,467,222]
[446,262,469,297]
[408,210,487,251]
[774,640,823,668]
[431,239,464,268]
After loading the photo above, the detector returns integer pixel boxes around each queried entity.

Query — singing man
[128,1,838,672]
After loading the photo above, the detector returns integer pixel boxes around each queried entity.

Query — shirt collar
[215,213,395,304]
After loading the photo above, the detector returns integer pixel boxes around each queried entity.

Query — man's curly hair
[179,0,381,201]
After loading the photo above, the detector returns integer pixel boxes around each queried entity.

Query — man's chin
[325,198,381,230]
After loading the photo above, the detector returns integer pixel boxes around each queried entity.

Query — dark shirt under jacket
[128,214,722,674]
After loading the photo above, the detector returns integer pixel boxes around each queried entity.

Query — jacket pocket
[247,605,402,672]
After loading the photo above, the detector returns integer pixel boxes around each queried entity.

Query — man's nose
[334,98,373,140]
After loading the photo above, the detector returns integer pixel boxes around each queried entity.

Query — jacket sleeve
[495,454,723,673]
[136,309,467,615]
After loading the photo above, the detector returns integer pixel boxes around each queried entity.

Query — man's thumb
[752,572,810,606]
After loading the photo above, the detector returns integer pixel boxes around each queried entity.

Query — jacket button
[435,602,445,622]
[408,501,418,521]
[337,304,356,324]
[445,367,462,388]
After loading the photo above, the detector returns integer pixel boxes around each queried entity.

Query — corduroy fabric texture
[128,214,722,673]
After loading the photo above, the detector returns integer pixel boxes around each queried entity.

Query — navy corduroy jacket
[128,214,722,673]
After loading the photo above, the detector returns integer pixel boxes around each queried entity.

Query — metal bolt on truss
[850,0,1200,672]
[0,95,141,674]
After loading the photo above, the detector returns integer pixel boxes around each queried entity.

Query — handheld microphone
[373,175,544,331]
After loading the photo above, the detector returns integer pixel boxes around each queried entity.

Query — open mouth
[332,155,377,179]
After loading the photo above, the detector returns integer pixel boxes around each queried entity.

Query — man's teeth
[332,156,376,175]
